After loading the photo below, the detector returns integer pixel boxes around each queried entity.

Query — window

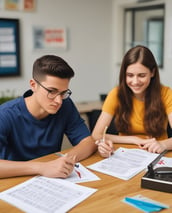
[124,4,165,67]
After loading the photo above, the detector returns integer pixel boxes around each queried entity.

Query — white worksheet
[87,147,159,180]
[153,156,172,169]
[65,162,100,183]
[0,176,97,213]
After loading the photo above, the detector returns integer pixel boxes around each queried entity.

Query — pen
[55,152,79,168]
[95,126,108,145]
[102,126,108,143]
[55,152,81,178]
[75,169,81,178]
[102,126,113,158]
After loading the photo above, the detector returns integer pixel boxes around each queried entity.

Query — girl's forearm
[106,134,140,144]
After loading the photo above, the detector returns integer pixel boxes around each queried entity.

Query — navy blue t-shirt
[0,90,90,161]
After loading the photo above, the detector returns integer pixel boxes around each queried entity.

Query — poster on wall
[5,0,20,10]
[23,0,35,11]
[33,26,67,50]
[1,0,36,11]
[0,18,20,76]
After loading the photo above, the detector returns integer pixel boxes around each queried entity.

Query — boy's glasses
[34,79,72,100]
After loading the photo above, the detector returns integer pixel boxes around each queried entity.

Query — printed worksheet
[153,156,172,169]
[54,153,100,183]
[87,147,159,180]
[65,162,100,183]
[0,176,97,213]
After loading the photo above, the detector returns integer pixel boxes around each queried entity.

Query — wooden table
[0,144,172,213]
[75,100,102,114]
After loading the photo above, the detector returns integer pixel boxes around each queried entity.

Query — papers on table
[0,176,97,213]
[65,162,100,183]
[87,147,159,180]
[153,156,172,169]
[54,153,100,183]
[0,163,99,213]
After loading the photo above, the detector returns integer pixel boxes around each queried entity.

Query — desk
[75,101,102,114]
[0,144,172,213]
[75,100,103,132]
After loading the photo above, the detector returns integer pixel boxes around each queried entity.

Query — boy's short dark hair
[32,55,75,81]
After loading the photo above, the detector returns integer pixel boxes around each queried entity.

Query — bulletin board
[0,18,20,76]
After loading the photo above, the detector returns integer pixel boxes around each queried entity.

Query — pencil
[102,126,113,158]
[102,126,108,143]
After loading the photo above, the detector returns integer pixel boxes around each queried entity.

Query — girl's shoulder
[107,86,119,97]
[161,85,172,96]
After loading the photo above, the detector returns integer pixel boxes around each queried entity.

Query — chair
[86,109,118,134]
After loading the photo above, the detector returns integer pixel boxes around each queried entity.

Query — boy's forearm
[0,160,42,178]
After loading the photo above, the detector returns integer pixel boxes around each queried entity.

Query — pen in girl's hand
[102,126,113,157]
[94,126,108,145]
[102,126,108,143]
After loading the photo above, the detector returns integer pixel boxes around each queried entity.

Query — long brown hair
[115,45,166,137]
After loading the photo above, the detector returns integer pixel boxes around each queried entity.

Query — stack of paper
[0,176,97,213]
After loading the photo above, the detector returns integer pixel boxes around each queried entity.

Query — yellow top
[102,86,172,140]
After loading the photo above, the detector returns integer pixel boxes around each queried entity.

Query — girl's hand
[95,139,114,158]
[133,137,156,148]
[140,139,167,153]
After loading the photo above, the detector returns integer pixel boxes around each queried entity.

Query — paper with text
[153,156,172,169]
[0,176,97,213]
[65,163,100,183]
[87,147,159,180]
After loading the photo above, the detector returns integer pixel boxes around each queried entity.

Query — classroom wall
[0,0,112,102]
[1,0,172,103]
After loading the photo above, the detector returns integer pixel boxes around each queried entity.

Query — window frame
[123,4,165,68]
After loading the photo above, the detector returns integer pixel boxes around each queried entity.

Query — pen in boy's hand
[55,152,79,168]
[55,152,81,178]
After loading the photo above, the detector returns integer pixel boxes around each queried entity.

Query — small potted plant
[0,89,16,105]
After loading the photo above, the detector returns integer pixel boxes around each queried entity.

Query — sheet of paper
[0,176,97,213]
[154,156,172,169]
[87,147,159,180]
[65,163,100,183]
